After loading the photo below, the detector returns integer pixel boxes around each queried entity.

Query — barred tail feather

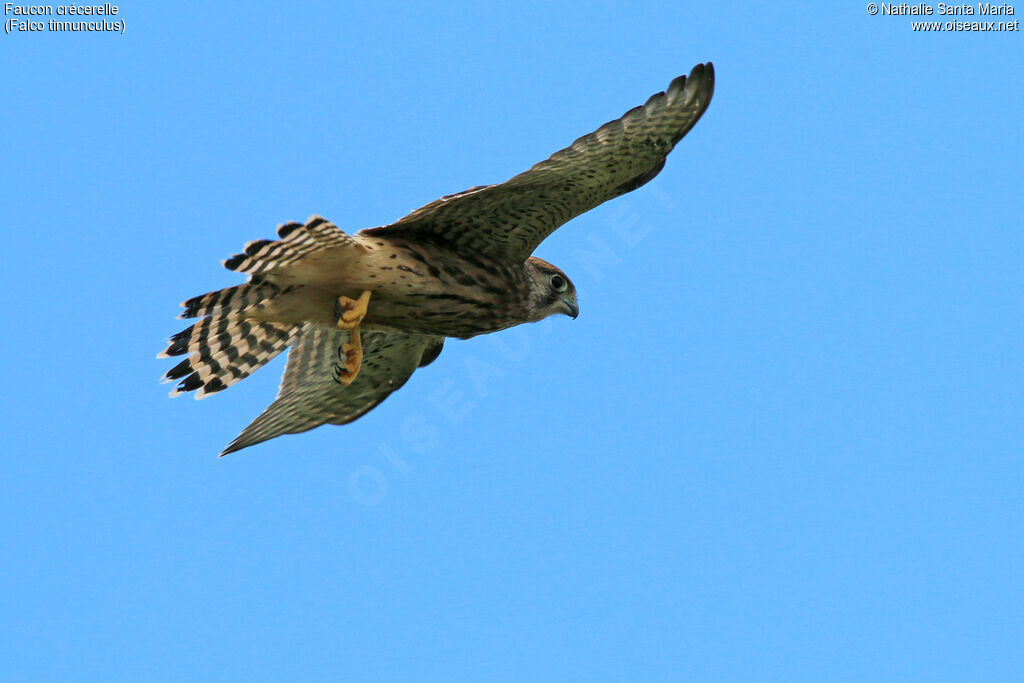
[179,279,289,319]
[158,314,297,399]
[221,215,363,275]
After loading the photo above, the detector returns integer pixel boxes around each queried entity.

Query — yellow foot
[335,290,372,330]
[333,328,363,386]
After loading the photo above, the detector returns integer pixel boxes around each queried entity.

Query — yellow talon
[334,327,363,386]
[335,290,372,330]
[333,291,370,385]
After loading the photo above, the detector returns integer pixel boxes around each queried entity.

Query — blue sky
[3,1,1022,680]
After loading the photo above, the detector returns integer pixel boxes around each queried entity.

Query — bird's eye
[550,274,567,292]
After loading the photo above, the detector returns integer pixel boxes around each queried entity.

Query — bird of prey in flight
[159,62,715,455]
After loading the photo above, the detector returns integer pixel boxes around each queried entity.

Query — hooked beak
[560,296,579,319]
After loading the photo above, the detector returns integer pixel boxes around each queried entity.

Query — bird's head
[524,257,579,322]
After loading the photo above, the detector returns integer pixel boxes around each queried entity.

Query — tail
[159,313,297,399]
[159,215,359,398]
[178,278,288,320]
[221,215,362,275]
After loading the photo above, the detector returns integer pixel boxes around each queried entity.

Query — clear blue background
[3,1,1022,680]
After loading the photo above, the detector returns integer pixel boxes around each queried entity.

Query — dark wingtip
[691,62,714,103]
[668,61,714,99]
[664,61,715,145]
[697,61,715,98]
[218,438,244,457]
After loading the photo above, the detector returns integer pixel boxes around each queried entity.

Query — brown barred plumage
[160,63,715,454]
[179,279,288,319]
[159,313,296,399]
[223,216,363,275]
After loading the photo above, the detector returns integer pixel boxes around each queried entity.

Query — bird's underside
[159,62,715,455]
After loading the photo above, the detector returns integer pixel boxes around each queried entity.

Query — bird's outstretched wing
[366,62,714,264]
[221,325,443,455]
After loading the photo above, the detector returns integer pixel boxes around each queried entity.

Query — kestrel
[160,62,715,455]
